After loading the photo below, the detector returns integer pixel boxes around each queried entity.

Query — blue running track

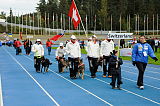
[0,46,160,106]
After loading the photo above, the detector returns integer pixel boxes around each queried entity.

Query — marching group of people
[11,34,159,90]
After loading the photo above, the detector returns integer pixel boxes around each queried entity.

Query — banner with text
[107,33,133,39]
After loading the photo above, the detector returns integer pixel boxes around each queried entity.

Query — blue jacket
[132,42,156,63]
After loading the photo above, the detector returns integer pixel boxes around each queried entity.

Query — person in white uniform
[66,35,81,79]
[101,38,114,77]
[86,35,102,78]
[31,39,44,72]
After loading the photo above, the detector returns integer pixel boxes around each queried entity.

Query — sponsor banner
[107,33,133,39]
[120,48,132,56]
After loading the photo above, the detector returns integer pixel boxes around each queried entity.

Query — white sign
[27,36,33,38]
[107,33,133,39]
[120,48,132,56]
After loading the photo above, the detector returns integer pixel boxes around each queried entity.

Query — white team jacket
[55,47,67,57]
[66,41,81,58]
[86,41,102,58]
[101,40,114,56]
[31,44,44,56]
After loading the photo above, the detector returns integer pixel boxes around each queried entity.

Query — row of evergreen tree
[4,0,160,33]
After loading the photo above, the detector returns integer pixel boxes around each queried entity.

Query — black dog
[41,58,52,73]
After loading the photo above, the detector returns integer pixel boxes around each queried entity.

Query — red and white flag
[50,33,64,41]
[68,0,81,29]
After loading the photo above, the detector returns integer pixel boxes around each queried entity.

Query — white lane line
[24,56,113,106]
[0,75,3,106]
[38,57,160,90]
[122,77,160,90]
[124,62,160,70]
[84,74,160,105]
[4,48,60,106]
[82,61,160,90]
[123,70,160,81]
[122,65,160,74]
[25,55,160,105]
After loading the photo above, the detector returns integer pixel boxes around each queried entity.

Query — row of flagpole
[5,12,160,36]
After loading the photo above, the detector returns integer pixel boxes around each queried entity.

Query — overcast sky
[0,0,40,15]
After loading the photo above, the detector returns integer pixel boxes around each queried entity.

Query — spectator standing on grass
[154,38,159,52]
[32,39,44,72]
[46,39,54,55]
[132,35,158,90]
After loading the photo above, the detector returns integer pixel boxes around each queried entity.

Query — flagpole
[147,14,148,35]
[94,14,96,34]
[11,12,13,34]
[129,14,130,33]
[69,17,70,34]
[33,12,35,36]
[135,14,137,35]
[53,13,54,34]
[61,13,63,33]
[120,14,121,33]
[48,13,50,36]
[26,13,28,35]
[22,12,23,33]
[111,14,112,32]
[18,13,20,36]
[72,0,87,37]
[45,12,47,35]
[6,14,8,33]
[37,13,39,35]
[138,14,139,35]
[29,13,31,33]
[157,14,158,35]
[86,15,88,35]
[144,15,146,35]
[56,14,58,34]
[14,12,17,34]
[63,14,65,31]
[153,14,155,37]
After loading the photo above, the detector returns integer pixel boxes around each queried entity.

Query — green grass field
[52,47,160,65]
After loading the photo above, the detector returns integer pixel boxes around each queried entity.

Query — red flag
[50,34,64,41]
[68,0,81,29]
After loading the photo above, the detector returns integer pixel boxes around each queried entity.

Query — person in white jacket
[66,35,81,79]
[55,43,67,73]
[31,39,44,72]
[101,38,114,78]
[86,35,102,78]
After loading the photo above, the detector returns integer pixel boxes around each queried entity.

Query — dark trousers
[103,56,111,76]
[136,62,147,86]
[16,47,20,55]
[26,47,31,55]
[48,47,51,55]
[89,58,98,77]
[34,56,42,72]
[68,57,79,78]
[111,74,122,87]
[155,46,158,52]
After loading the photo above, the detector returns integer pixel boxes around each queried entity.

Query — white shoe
[140,86,144,89]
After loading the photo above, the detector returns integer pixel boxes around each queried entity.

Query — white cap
[59,43,63,46]
[37,39,41,41]
[92,35,97,38]
[71,35,76,39]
